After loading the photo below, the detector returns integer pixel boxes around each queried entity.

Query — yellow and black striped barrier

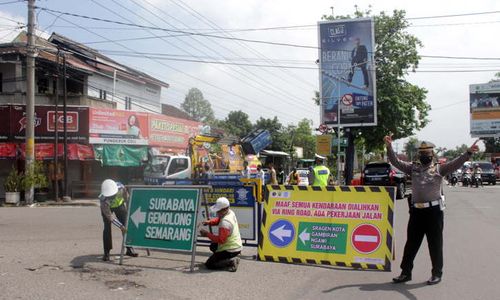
[258,185,395,271]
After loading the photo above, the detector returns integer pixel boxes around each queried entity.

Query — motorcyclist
[472,164,482,187]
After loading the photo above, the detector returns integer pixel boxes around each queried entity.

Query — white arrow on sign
[271,225,292,242]
[299,228,310,245]
[130,207,146,228]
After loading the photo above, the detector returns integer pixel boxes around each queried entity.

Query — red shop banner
[19,143,94,161]
[148,114,201,148]
[1,105,89,143]
[0,143,16,158]
[89,108,149,145]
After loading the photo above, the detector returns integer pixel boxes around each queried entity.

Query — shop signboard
[148,114,200,148]
[89,108,149,145]
[469,82,500,137]
[318,18,376,127]
[0,105,88,143]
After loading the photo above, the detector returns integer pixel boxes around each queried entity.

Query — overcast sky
[1,0,499,151]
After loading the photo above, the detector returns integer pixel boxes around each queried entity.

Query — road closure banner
[125,187,201,252]
[258,185,395,271]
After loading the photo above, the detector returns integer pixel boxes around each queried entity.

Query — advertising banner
[148,114,200,148]
[318,18,376,127]
[200,185,257,240]
[89,108,149,145]
[258,185,395,271]
[93,144,147,166]
[469,82,500,137]
[125,187,201,252]
[0,105,88,143]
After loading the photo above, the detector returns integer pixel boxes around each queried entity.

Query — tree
[181,88,215,123]
[283,119,316,159]
[219,110,253,138]
[319,9,429,151]
[254,116,285,151]
[484,138,500,153]
[404,137,419,162]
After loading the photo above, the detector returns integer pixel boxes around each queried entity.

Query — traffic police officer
[99,179,138,261]
[309,154,330,186]
[385,136,479,285]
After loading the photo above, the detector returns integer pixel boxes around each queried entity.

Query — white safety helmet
[100,179,118,198]
[210,197,230,212]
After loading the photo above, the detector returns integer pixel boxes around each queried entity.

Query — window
[99,89,107,100]
[167,158,189,175]
[125,96,132,110]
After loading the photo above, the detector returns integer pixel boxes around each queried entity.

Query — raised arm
[384,135,412,175]
[439,140,479,176]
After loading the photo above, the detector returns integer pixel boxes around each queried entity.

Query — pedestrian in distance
[385,135,479,285]
[199,197,242,272]
[309,154,330,187]
[99,179,138,261]
[268,162,278,185]
[287,168,300,185]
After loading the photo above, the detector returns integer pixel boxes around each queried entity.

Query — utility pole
[53,50,60,201]
[63,54,69,200]
[25,0,36,204]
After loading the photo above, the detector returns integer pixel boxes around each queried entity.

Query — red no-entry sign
[351,224,381,254]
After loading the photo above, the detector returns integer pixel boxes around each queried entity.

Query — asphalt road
[0,184,499,300]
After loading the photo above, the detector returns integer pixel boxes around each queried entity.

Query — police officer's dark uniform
[385,138,477,285]
[99,179,138,261]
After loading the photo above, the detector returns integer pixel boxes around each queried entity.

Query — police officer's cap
[418,141,435,152]
[315,154,326,161]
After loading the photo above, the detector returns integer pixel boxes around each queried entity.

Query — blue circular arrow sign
[269,219,295,248]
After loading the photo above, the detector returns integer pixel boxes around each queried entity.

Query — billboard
[89,108,149,145]
[148,114,200,148]
[318,18,376,127]
[0,105,88,143]
[469,82,500,137]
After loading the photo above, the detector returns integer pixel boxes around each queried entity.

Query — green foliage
[253,116,286,151]
[22,161,48,190]
[483,138,500,153]
[181,88,215,123]
[404,136,419,161]
[283,119,316,158]
[4,167,22,192]
[219,110,253,138]
[319,9,429,152]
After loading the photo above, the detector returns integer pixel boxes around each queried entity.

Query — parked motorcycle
[449,172,459,186]
[472,172,482,188]
[462,173,471,187]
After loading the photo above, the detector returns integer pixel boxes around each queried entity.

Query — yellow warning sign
[258,185,395,271]
[316,135,332,156]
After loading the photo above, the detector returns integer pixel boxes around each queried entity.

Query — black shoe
[102,253,110,261]
[126,249,138,257]
[392,274,412,283]
[427,276,442,285]
[227,257,240,272]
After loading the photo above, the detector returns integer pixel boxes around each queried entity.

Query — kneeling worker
[199,197,242,272]
[99,179,138,261]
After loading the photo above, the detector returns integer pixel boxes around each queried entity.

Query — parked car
[472,161,496,185]
[361,162,407,199]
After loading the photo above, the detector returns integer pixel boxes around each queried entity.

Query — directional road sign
[125,187,201,252]
[296,222,348,254]
[269,219,295,247]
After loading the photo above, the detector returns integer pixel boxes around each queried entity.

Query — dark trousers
[102,204,133,255]
[400,205,444,277]
[205,244,240,270]
[348,61,369,87]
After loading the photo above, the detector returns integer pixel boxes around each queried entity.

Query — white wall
[87,73,162,113]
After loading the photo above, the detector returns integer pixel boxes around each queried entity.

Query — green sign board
[296,222,348,254]
[125,187,201,252]
[332,137,348,148]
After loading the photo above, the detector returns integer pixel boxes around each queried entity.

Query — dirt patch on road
[105,279,145,290]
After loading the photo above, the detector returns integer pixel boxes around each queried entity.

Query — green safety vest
[217,210,243,252]
[110,192,125,209]
[313,165,330,186]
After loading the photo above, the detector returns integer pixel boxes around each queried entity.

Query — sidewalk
[1,198,99,207]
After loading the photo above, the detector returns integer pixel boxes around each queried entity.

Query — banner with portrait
[318,18,376,127]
